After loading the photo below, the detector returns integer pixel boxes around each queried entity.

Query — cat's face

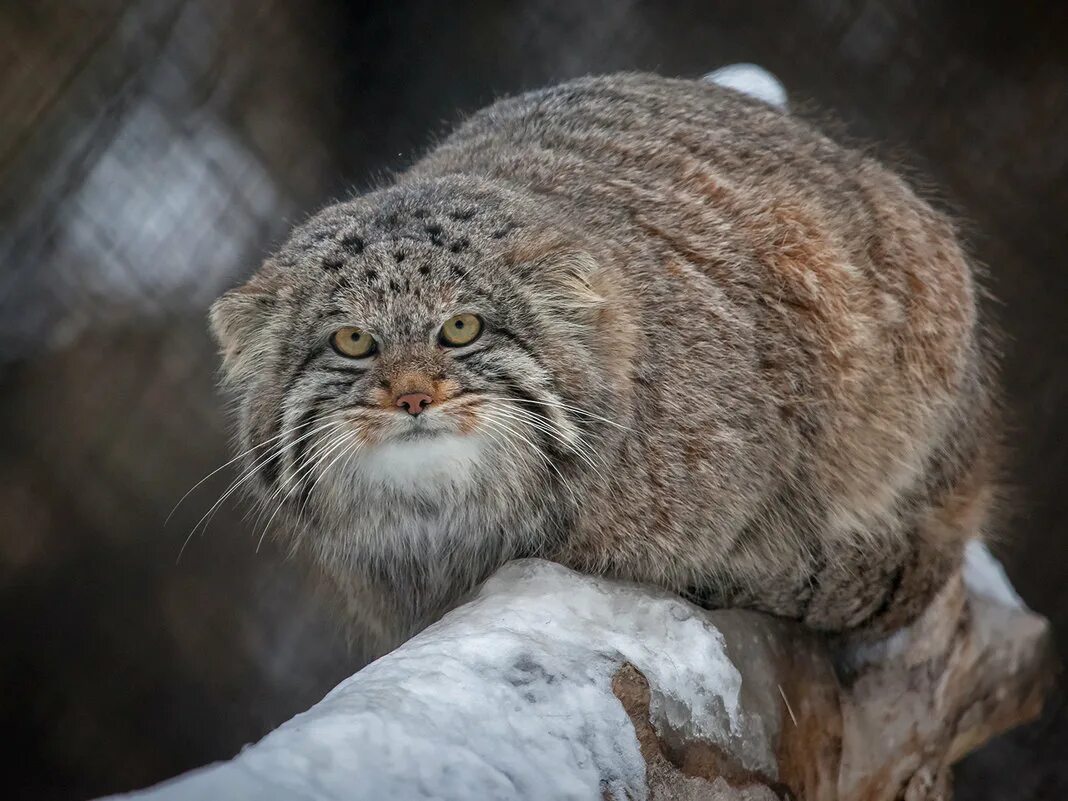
[210,178,631,537]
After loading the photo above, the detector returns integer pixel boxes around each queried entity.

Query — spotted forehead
[282,190,523,339]
[333,247,467,340]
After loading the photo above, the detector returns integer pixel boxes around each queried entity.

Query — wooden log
[105,544,1053,801]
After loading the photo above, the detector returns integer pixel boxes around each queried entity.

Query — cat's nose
[395,393,433,416]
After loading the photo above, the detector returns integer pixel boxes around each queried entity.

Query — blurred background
[1,1,1065,798]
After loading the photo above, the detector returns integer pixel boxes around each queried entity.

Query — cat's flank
[211,72,997,652]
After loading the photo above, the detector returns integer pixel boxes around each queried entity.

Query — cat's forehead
[277,180,529,333]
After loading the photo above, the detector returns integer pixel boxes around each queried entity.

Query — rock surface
[104,544,1053,801]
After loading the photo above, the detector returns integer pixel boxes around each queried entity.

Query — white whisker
[166,416,331,526]
[484,393,634,433]
[482,402,608,475]
[176,415,346,563]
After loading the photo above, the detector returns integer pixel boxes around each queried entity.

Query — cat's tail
[704,63,788,111]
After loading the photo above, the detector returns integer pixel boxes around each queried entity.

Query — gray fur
[211,73,998,652]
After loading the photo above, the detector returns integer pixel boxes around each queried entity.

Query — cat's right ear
[209,270,279,386]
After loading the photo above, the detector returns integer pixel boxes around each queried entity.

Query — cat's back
[410,73,996,633]
[413,71,987,476]
[412,72,871,234]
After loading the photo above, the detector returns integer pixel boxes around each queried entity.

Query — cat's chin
[353,432,483,494]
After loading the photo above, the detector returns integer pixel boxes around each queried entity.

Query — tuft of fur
[211,73,998,652]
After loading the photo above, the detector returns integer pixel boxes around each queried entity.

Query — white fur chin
[356,434,483,494]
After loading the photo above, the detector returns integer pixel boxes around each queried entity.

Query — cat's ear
[209,269,280,385]
[506,231,612,316]
[540,249,611,315]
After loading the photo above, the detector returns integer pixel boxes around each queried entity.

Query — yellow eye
[439,314,483,347]
[330,326,377,358]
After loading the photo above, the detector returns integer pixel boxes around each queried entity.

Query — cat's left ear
[209,267,281,385]
[507,232,612,316]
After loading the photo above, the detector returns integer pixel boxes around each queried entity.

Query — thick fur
[211,73,997,652]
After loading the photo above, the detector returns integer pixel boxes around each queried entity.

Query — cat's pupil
[455,320,464,328]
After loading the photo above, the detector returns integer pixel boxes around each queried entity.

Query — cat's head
[210,176,634,541]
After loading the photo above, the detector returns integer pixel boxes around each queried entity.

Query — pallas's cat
[211,72,996,651]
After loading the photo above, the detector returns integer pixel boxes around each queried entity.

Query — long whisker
[176,415,346,563]
[474,415,528,469]
[477,410,572,491]
[482,403,608,474]
[300,434,364,519]
[293,430,362,522]
[482,414,583,510]
[199,416,345,533]
[483,393,635,433]
[495,402,610,471]
[253,427,349,530]
[256,429,362,553]
[166,417,327,526]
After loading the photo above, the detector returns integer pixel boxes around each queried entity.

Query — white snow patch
[104,560,748,801]
[704,63,789,111]
[963,540,1025,609]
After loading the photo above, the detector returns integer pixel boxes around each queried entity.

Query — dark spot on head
[418,264,431,276]
[365,269,378,282]
[449,238,469,254]
[389,279,401,293]
[449,208,476,221]
[322,254,345,271]
[394,251,406,263]
[491,225,513,239]
[335,275,352,291]
[414,208,428,219]
[340,233,364,255]
[425,223,445,247]
[451,264,467,281]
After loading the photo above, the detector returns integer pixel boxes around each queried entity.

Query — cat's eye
[331,326,377,358]
[439,314,483,347]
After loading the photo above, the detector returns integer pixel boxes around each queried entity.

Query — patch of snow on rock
[963,540,1025,609]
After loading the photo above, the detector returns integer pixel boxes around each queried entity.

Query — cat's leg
[805,452,994,637]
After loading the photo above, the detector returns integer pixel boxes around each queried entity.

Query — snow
[104,560,749,801]
[962,540,1025,609]
[103,547,1029,801]
[704,63,789,111]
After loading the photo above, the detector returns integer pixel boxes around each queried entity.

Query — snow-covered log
[106,544,1053,801]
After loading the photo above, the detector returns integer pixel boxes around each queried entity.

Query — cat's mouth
[392,424,441,442]
[379,400,477,443]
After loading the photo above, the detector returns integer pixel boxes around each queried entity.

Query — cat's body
[212,73,997,652]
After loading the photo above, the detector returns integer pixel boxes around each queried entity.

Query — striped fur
[211,73,998,652]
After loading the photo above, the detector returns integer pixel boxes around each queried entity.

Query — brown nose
[395,393,433,416]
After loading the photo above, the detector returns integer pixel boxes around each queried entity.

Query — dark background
[1,1,1065,799]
